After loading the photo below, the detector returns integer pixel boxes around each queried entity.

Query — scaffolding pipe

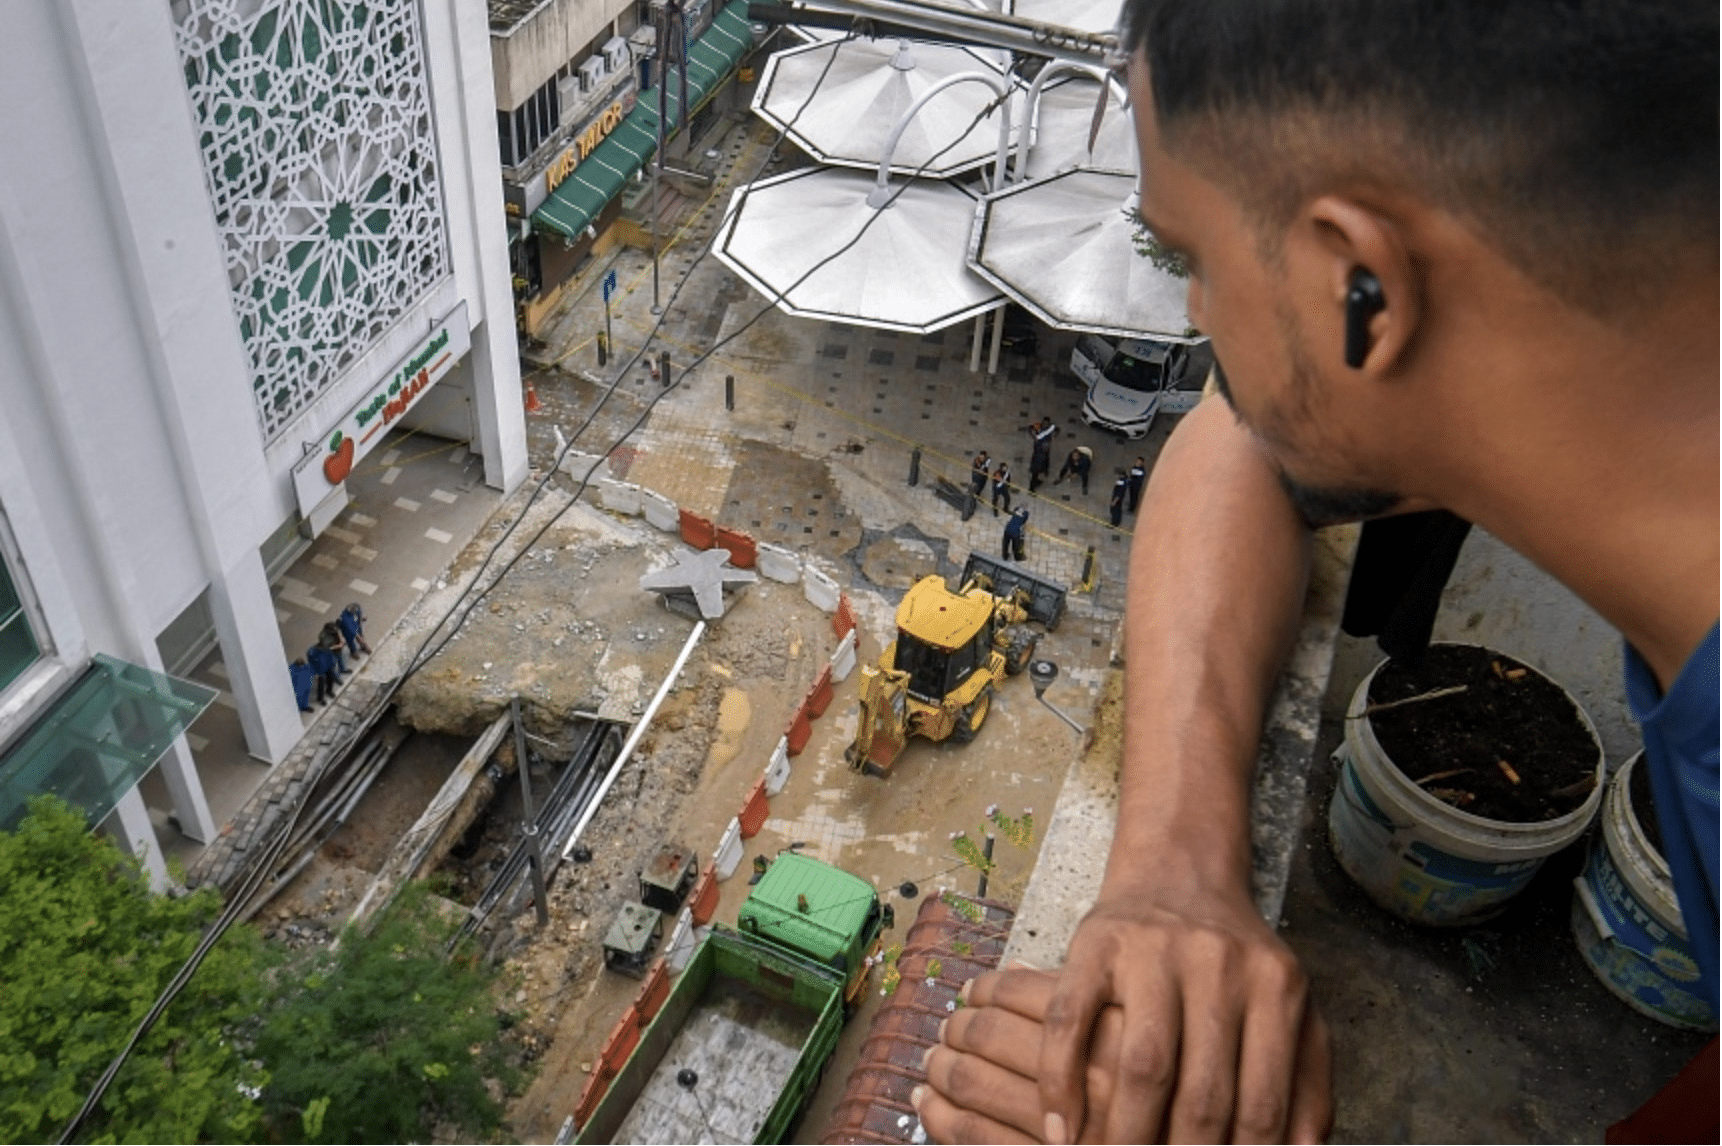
[561,621,707,861]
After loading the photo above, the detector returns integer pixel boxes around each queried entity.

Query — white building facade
[0,0,526,883]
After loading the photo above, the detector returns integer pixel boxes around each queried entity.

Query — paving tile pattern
[522,116,1192,621]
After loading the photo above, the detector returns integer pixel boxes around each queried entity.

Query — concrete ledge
[1004,524,1358,965]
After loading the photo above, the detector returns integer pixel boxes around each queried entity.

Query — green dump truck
[575,852,887,1144]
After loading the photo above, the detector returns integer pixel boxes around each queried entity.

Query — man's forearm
[1109,398,1312,902]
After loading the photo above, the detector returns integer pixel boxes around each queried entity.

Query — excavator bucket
[845,665,910,778]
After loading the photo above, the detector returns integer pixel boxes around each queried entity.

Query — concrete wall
[399,358,478,443]
[0,0,525,832]
[0,0,274,673]
[492,0,632,111]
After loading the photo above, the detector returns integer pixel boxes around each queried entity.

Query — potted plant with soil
[1328,643,1605,926]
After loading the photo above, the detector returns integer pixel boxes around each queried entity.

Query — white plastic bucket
[1571,752,1715,1031]
[1328,647,1605,926]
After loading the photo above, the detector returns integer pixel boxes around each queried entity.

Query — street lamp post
[1028,659,1086,736]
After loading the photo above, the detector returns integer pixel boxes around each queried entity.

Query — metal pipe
[1038,695,1087,736]
[1013,61,1126,182]
[865,69,1013,209]
[650,6,668,314]
[770,0,1118,65]
[238,739,396,923]
[512,697,550,927]
[561,621,707,860]
[987,302,1005,374]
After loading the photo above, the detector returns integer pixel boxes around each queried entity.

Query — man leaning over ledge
[915,1,1718,1142]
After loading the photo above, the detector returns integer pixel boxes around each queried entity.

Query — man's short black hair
[1119,0,1716,314]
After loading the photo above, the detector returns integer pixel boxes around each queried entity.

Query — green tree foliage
[0,797,266,1144]
[253,883,517,1142]
[1125,207,1190,278]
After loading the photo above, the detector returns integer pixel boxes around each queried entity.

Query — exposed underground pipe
[238,738,397,924]
[347,712,514,929]
[560,620,706,861]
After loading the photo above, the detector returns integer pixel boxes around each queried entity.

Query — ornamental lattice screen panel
[173,0,452,441]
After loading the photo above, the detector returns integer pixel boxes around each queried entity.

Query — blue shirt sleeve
[1625,624,1720,1016]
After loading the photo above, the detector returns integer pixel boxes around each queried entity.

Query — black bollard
[596,331,608,366]
[908,447,921,487]
[725,374,734,411]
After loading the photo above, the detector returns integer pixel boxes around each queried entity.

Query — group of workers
[287,604,371,713]
[967,419,1152,564]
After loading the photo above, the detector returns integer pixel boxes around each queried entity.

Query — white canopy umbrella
[1015,69,1136,180]
[752,37,1012,178]
[967,167,1195,340]
[715,166,1005,333]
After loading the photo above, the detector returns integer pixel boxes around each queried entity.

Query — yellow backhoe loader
[846,557,1064,777]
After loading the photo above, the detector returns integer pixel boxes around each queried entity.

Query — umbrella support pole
[970,313,985,372]
[987,303,1005,375]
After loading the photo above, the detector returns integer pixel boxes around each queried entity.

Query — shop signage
[291,301,471,514]
[545,100,627,194]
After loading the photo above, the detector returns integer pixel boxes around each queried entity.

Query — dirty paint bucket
[1328,648,1605,926]
[1571,752,1715,1031]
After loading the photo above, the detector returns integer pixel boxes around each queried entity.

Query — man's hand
[1034,889,1331,1144]
[917,919,1330,1144]
[917,970,1122,1144]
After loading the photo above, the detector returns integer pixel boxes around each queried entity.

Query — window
[0,554,41,694]
[501,76,563,169]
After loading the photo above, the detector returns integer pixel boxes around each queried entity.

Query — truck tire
[951,687,991,744]
[1003,630,1039,676]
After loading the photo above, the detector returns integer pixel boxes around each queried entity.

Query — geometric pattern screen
[173,0,451,440]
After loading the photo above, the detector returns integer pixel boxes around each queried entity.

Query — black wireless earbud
[1344,269,1386,369]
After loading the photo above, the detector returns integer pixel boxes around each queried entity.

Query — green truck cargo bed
[575,928,847,1144]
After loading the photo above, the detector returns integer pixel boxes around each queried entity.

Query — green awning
[0,655,216,831]
[534,0,751,240]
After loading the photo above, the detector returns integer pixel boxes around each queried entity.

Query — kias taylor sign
[545,101,626,194]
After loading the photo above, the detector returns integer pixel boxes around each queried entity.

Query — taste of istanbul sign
[291,301,471,513]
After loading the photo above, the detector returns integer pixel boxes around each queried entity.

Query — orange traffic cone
[524,381,541,413]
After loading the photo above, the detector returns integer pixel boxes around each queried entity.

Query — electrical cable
[58,30,1021,1142]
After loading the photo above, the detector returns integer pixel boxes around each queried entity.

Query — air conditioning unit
[603,36,630,73]
[556,74,582,117]
[577,55,607,93]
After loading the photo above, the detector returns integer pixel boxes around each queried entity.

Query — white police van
[1073,334,1202,439]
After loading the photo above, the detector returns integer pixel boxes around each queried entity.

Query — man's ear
[1303,196,1423,377]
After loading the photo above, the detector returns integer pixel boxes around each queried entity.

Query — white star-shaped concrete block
[638,547,759,619]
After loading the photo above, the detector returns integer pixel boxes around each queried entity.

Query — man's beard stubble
[1211,358,1402,528]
